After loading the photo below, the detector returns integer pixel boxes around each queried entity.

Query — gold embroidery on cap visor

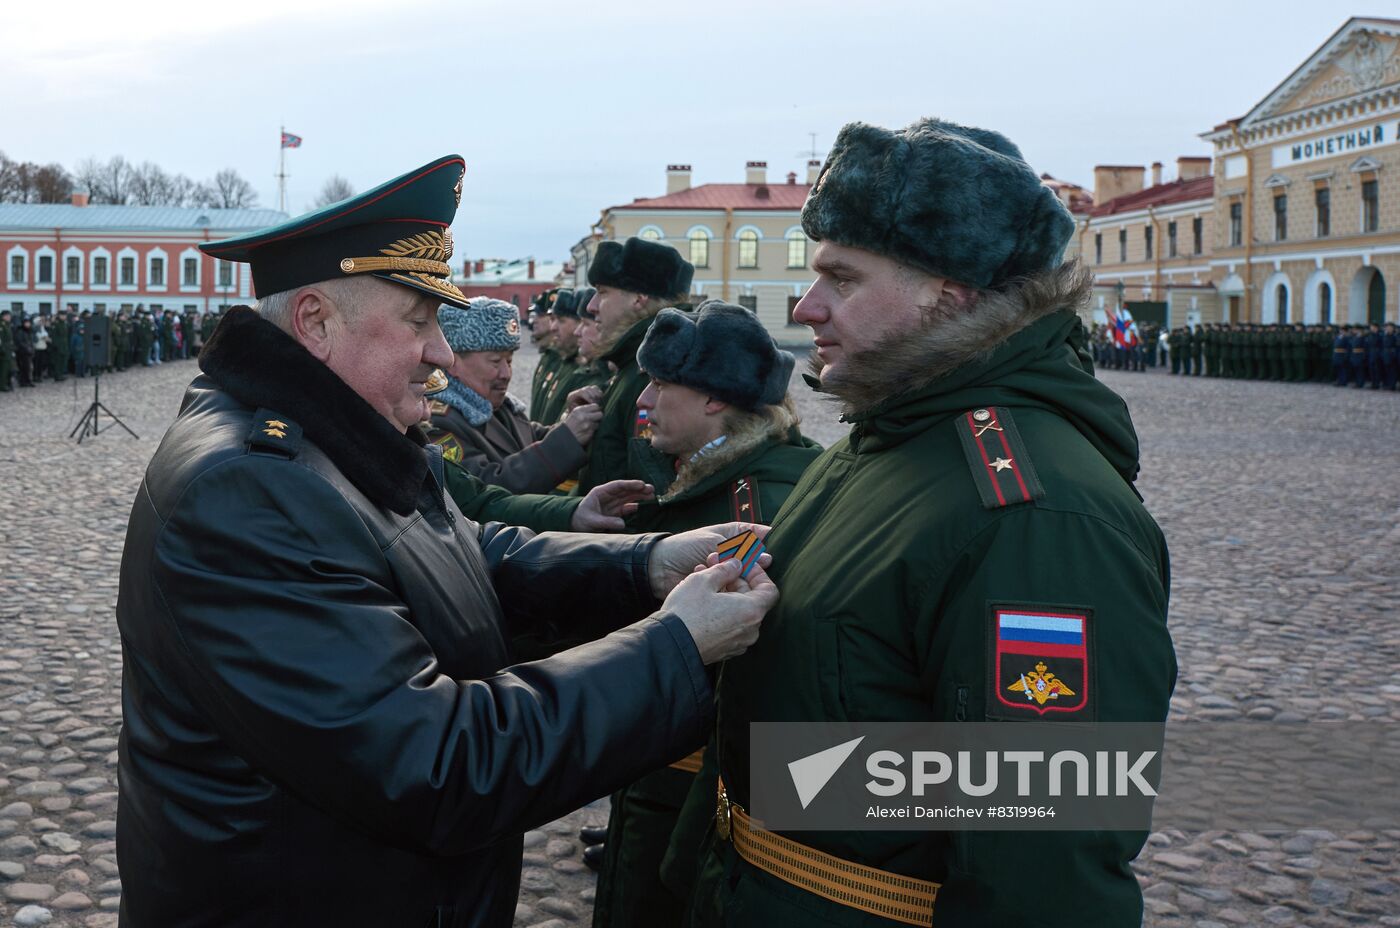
[339,229,468,306]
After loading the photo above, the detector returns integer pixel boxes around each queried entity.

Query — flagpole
[278,124,286,213]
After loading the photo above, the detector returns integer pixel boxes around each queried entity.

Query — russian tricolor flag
[997,611,1086,660]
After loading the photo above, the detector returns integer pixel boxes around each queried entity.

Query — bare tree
[30,164,73,203]
[310,175,355,209]
[202,168,257,209]
[0,152,23,202]
[74,156,133,205]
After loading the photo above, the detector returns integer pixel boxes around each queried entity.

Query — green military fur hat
[201,155,471,309]
[637,299,794,411]
[549,289,580,318]
[587,237,694,300]
[438,297,521,353]
[802,118,1073,290]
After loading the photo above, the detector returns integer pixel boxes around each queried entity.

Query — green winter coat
[688,308,1175,928]
[530,347,562,421]
[575,317,654,495]
[594,425,823,928]
[539,355,609,428]
[441,458,579,533]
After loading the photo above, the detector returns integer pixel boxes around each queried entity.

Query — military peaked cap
[200,155,471,309]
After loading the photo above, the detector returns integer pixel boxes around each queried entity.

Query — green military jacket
[576,317,654,495]
[441,459,578,533]
[530,347,562,421]
[692,310,1176,928]
[0,321,13,360]
[539,354,609,428]
[49,318,70,366]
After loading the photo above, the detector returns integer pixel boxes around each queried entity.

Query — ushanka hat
[587,237,694,300]
[201,155,471,308]
[802,118,1073,290]
[637,300,794,411]
[549,289,580,318]
[438,297,522,353]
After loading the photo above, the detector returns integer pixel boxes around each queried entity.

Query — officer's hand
[565,385,604,411]
[562,403,603,446]
[570,480,654,532]
[647,522,772,598]
[663,558,778,664]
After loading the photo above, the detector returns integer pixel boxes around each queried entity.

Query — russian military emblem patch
[987,605,1092,720]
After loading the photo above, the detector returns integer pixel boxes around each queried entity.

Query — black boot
[583,843,605,872]
[579,825,607,846]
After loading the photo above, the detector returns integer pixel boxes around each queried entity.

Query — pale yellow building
[572,161,822,340]
[1202,16,1400,325]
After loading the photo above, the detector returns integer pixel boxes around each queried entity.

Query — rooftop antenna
[796,132,821,160]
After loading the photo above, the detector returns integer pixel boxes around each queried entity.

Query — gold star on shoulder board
[263,427,287,438]
[989,456,1014,472]
[265,419,287,429]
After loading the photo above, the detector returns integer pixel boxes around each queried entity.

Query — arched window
[1320,283,1332,324]
[638,226,662,242]
[738,229,759,269]
[689,229,710,268]
[786,229,806,269]
[1276,284,1289,324]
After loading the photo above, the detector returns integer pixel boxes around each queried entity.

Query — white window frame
[8,245,29,289]
[686,225,713,269]
[89,247,111,290]
[179,247,202,292]
[637,225,665,242]
[34,246,57,290]
[147,247,170,292]
[62,246,84,287]
[117,247,140,291]
[784,226,807,269]
[735,225,762,269]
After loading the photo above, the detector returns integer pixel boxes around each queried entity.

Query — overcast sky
[2,1,1356,262]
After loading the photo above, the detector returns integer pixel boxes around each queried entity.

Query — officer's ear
[288,286,338,362]
[703,397,729,417]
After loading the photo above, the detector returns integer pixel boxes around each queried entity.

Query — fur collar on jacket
[813,262,1092,417]
[662,399,798,502]
[199,306,427,516]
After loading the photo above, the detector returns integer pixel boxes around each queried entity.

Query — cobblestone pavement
[0,346,1396,927]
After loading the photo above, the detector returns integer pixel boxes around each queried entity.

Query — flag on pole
[281,132,303,149]
[1106,306,1139,349]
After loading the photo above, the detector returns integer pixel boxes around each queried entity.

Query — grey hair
[253,276,378,331]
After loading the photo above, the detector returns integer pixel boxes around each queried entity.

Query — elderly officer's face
[452,350,514,410]
[793,241,947,386]
[636,377,722,458]
[312,278,454,432]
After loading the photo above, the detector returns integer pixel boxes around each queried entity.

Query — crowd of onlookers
[0,305,222,391]
[1089,320,1399,389]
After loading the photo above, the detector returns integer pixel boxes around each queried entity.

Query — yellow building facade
[1203,16,1400,325]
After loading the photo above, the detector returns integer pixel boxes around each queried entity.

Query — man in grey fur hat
[425,296,602,495]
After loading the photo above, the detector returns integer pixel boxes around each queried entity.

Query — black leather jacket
[115,308,712,927]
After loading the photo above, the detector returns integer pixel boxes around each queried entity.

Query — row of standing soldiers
[0,306,223,392]
[1165,322,1398,388]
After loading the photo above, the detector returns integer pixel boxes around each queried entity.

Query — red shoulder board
[730,475,760,522]
[955,407,1044,509]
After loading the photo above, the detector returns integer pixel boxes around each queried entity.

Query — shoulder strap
[730,474,760,522]
[246,408,303,460]
[955,407,1044,510]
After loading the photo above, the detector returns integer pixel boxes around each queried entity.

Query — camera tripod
[70,373,138,444]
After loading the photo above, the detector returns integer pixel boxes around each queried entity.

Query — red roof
[611,182,811,211]
[1089,175,1214,217]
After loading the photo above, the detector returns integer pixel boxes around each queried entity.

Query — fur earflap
[638,301,794,411]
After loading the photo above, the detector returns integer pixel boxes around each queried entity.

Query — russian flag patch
[987,605,1093,720]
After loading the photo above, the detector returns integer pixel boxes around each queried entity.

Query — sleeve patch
[986,604,1095,722]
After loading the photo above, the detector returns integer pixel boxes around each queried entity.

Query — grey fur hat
[802,117,1074,290]
[438,297,522,353]
[637,300,794,411]
[587,237,694,300]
